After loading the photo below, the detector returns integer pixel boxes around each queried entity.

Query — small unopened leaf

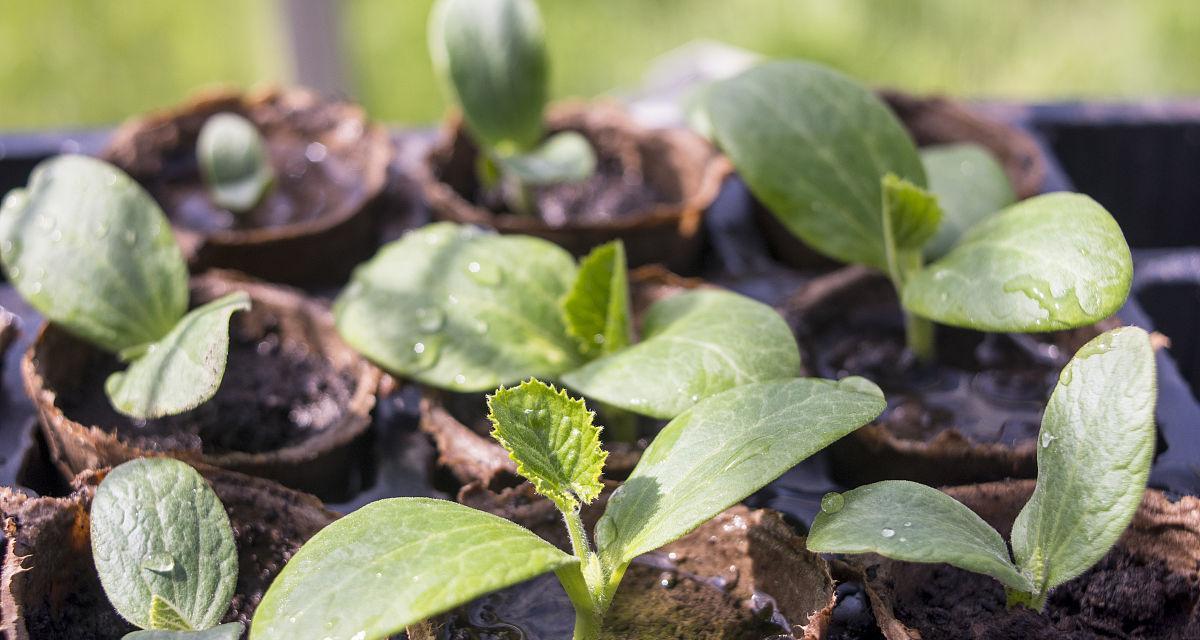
[0,155,187,353]
[488,379,607,511]
[921,143,1016,259]
[498,131,597,186]
[197,112,274,213]
[124,623,244,640]
[149,595,193,631]
[250,498,575,640]
[561,240,631,358]
[1011,327,1156,593]
[902,193,1132,332]
[91,458,237,631]
[562,290,801,419]
[807,481,1033,592]
[105,292,251,419]
[882,173,942,251]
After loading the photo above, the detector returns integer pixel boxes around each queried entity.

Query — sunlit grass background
[3,0,1199,130]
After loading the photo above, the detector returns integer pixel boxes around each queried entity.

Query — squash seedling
[197,112,275,213]
[703,60,1133,361]
[92,458,243,640]
[0,155,249,418]
[251,377,886,640]
[334,223,801,424]
[429,0,597,215]
[808,326,1157,610]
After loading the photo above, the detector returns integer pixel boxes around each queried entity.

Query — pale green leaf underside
[0,154,188,353]
[902,192,1132,332]
[334,223,584,392]
[91,458,237,631]
[488,380,607,511]
[560,240,630,358]
[597,377,885,567]
[705,60,926,270]
[105,292,250,419]
[921,143,1016,260]
[197,112,274,213]
[149,595,194,631]
[124,622,244,640]
[250,498,575,640]
[1011,327,1156,593]
[562,289,801,419]
[807,481,1033,592]
[499,131,597,186]
[883,173,942,251]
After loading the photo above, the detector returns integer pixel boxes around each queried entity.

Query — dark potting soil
[886,547,1200,639]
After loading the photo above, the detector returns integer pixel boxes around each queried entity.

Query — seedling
[703,60,1133,361]
[429,0,597,214]
[197,112,275,213]
[91,458,243,640]
[251,377,886,639]
[334,223,801,424]
[808,326,1157,610]
[0,155,249,418]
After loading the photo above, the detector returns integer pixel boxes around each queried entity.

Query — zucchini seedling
[0,155,249,418]
[429,0,597,214]
[703,60,1133,361]
[91,458,243,640]
[196,112,275,213]
[808,326,1157,610]
[251,377,886,639]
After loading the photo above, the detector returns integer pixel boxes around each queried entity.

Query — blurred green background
[3,0,1199,130]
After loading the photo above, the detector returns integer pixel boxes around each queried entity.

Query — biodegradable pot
[22,271,382,502]
[755,90,1048,271]
[419,101,731,274]
[785,266,1116,487]
[851,480,1200,640]
[103,87,393,286]
[0,463,336,640]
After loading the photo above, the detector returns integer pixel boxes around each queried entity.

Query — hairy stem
[564,509,591,561]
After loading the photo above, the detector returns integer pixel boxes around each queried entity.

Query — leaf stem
[904,311,936,363]
[564,508,591,560]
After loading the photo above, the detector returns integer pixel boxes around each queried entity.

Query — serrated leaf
[429,0,547,151]
[149,595,193,631]
[91,458,237,631]
[334,223,584,391]
[921,143,1016,259]
[498,131,597,186]
[596,377,885,568]
[562,290,801,419]
[105,292,250,419]
[807,481,1033,592]
[1011,327,1156,594]
[883,173,942,251]
[124,622,244,640]
[197,112,274,213]
[250,498,575,640]
[705,60,925,270]
[560,240,630,358]
[488,379,607,512]
[0,154,187,353]
[902,193,1132,332]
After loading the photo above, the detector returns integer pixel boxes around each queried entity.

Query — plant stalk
[904,311,936,363]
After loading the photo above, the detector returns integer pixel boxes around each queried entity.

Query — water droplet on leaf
[1040,432,1056,449]
[465,260,502,286]
[140,551,175,574]
[820,492,844,514]
[881,528,896,538]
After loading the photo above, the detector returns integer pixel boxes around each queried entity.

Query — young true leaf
[920,143,1015,259]
[902,193,1133,332]
[91,458,238,631]
[561,290,802,419]
[429,0,548,152]
[124,623,244,640]
[882,174,943,252]
[249,498,576,640]
[560,240,631,358]
[498,131,597,187]
[105,292,251,419]
[488,379,607,512]
[196,112,274,213]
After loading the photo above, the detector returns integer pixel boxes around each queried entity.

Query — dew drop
[123,230,138,246]
[1040,432,1057,449]
[881,528,896,538]
[9,266,20,280]
[819,492,845,514]
[28,281,42,295]
[465,260,502,286]
[592,333,606,345]
[409,335,442,371]
[1059,365,1074,386]
[904,521,912,527]
[412,342,426,354]
[454,374,467,385]
[414,306,445,332]
[140,551,175,574]
[1,240,13,254]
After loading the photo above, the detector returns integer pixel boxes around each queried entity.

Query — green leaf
[149,595,193,631]
[1011,327,1156,594]
[807,481,1033,593]
[0,154,188,354]
[197,112,274,213]
[488,379,607,512]
[497,131,597,186]
[560,240,631,358]
[920,143,1016,260]
[561,290,801,419]
[429,0,547,151]
[250,498,575,640]
[333,223,584,392]
[882,173,942,251]
[105,292,251,419]
[705,60,925,270]
[902,192,1133,332]
[124,623,244,640]
[596,377,885,567]
[91,458,237,631]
